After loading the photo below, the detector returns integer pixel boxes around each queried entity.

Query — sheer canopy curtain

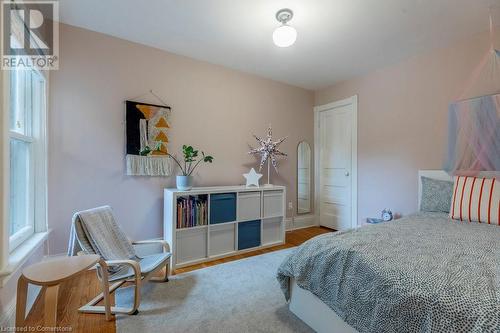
[444,10,500,176]
[445,94,500,176]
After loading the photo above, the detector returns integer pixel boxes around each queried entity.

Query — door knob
[345,170,350,176]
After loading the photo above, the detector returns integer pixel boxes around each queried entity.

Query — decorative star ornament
[248,124,287,173]
[243,168,262,187]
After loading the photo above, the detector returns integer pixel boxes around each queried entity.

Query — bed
[277,170,500,332]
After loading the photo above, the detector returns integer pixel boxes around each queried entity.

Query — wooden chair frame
[78,239,170,318]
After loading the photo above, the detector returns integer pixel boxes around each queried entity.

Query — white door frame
[314,95,358,229]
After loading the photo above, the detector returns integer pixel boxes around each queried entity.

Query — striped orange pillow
[450,176,499,224]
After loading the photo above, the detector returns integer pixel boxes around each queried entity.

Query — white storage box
[262,217,282,245]
[209,223,236,257]
[263,190,284,218]
[238,191,261,221]
[176,227,207,264]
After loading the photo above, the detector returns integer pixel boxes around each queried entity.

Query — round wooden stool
[15,254,111,330]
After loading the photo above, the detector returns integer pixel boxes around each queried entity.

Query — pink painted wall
[48,24,314,254]
[315,31,499,223]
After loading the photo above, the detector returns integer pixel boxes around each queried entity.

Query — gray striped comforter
[277,212,500,332]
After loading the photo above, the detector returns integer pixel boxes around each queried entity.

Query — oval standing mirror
[297,141,311,214]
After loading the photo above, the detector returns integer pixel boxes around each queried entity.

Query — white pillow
[449,176,499,224]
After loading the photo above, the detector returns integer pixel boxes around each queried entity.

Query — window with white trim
[8,68,47,252]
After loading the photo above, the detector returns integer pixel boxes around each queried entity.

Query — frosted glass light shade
[273,25,297,47]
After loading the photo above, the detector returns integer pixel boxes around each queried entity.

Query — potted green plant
[168,145,214,190]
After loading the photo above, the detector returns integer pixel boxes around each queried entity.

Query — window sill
[0,231,50,286]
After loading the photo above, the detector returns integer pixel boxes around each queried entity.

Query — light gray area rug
[115,249,313,333]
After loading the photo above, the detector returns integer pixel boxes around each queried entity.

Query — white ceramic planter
[176,175,193,191]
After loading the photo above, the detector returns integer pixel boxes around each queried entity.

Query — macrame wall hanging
[125,90,173,176]
[444,8,500,176]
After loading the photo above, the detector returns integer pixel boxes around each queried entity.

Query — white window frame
[3,67,48,251]
[0,8,49,284]
[9,74,33,251]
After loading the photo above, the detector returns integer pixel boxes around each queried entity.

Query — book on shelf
[176,196,208,229]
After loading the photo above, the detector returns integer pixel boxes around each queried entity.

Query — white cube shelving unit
[164,185,286,272]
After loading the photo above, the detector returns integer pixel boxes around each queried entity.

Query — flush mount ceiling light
[273,8,297,47]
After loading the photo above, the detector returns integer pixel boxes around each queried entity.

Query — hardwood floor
[21,226,332,333]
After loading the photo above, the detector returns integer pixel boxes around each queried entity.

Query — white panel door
[319,104,353,230]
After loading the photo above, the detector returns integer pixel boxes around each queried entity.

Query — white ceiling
[58,0,498,90]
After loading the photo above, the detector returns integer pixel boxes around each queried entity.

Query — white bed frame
[289,279,357,333]
[288,170,450,333]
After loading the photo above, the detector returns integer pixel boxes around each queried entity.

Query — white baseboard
[286,215,317,231]
[288,224,316,231]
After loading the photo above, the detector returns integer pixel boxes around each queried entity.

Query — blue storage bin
[238,220,261,250]
[210,193,237,224]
